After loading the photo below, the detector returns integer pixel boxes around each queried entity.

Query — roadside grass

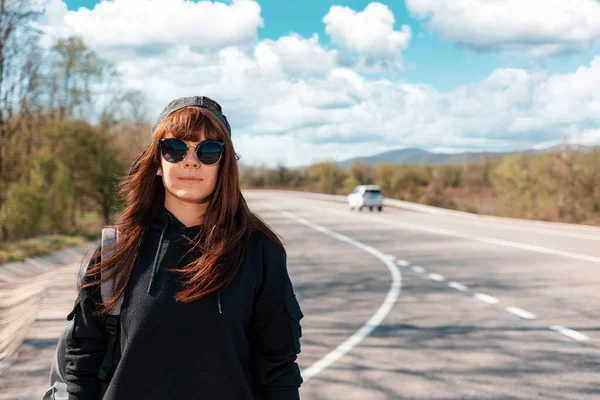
[0,211,103,264]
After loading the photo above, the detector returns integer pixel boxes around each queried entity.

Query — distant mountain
[334,144,597,169]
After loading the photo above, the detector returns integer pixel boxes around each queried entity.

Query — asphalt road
[2,189,599,399]
[245,190,600,400]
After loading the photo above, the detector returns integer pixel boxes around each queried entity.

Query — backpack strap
[100,227,124,314]
[98,227,122,386]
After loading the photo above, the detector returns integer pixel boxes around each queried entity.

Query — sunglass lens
[198,141,223,165]
[161,139,187,163]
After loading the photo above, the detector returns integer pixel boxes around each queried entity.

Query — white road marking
[272,196,600,360]
[475,293,499,304]
[550,326,590,341]
[506,307,537,320]
[276,209,402,383]
[320,206,600,264]
[414,213,600,242]
[296,191,600,241]
[396,259,410,267]
[428,273,445,282]
[448,282,468,292]
[411,265,425,274]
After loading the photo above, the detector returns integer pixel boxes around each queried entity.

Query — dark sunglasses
[159,138,227,165]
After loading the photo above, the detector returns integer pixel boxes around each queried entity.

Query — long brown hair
[82,98,285,317]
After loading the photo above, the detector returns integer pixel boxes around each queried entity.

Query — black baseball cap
[151,96,231,136]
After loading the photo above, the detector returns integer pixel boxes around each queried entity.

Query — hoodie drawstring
[147,213,171,294]
[217,290,223,314]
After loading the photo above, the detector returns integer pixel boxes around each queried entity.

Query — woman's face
[158,130,220,205]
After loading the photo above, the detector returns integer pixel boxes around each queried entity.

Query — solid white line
[428,273,445,282]
[415,212,600,242]
[318,207,600,264]
[295,190,600,241]
[411,265,425,274]
[506,307,537,320]
[550,326,590,341]
[396,259,410,267]
[276,210,402,382]
[448,282,468,292]
[475,293,499,304]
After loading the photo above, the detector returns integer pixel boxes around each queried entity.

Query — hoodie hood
[146,206,204,294]
[152,206,204,239]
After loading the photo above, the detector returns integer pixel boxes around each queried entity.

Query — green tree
[307,162,346,194]
[433,165,462,188]
[239,164,268,188]
[578,149,600,216]
[549,149,600,222]
[41,120,127,225]
[0,163,46,239]
[346,160,372,187]
[492,154,557,219]
[375,163,394,195]
[391,165,430,202]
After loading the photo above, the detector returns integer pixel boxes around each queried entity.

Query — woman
[64,96,304,400]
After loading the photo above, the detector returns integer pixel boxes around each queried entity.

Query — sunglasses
[159,138,226,165]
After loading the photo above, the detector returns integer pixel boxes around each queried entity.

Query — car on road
[348,185,384,212]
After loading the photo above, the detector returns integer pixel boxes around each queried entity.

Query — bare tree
[0,0,44,237]
[50,36,105,120]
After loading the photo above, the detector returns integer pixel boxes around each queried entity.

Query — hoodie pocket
[64,301,80,349]
[66,299,80,321]
[285,295,304,354]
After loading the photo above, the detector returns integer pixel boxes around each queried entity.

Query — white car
[348,185,384,212]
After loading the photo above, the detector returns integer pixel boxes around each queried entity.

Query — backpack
[43,227,122,400]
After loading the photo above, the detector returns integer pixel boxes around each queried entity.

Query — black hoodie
[64,207,304,400]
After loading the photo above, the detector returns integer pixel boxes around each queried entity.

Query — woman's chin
[168,190,211,204]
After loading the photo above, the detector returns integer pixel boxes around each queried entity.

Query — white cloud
[38,0,600,167]
[254,34,338,78]
[234,134,377,167]
[568,128,600,146]
[323,2,412,69]
[510,58,600,131]
[42,0,263,55]
[406,0,600,56]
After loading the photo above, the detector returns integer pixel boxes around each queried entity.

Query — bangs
[157,107,223,142]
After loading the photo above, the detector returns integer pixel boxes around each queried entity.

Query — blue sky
[63,0,599,92]
[48,0,600,166]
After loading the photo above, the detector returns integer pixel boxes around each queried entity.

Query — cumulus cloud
[130,51,600,167]
[37,0,600,167]
[406,0,600,56]
[323,2,412,69]
[42,0,263,55]
[254,34,338,78]
[568,128,600,146]
[509,58,600,131]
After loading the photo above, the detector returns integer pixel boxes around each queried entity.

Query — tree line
[0,1,149,241]
[240,148,600,225]
[2,1,598,243]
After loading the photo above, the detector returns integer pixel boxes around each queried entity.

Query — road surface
[1,189,599,399]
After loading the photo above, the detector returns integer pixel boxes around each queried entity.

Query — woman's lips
[179,177,203,181]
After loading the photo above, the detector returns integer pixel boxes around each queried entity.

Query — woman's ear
[157,168,162,176]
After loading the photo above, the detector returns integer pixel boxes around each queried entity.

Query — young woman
[64,96,304,400]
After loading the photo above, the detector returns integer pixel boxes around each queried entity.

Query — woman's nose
[183,146,200,167]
